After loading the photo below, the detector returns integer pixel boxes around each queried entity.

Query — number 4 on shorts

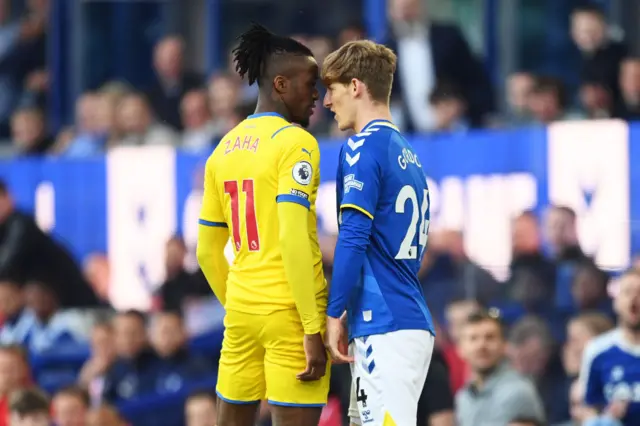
[355,377,368,408]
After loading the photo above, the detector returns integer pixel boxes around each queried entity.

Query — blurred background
[0,0,638,425]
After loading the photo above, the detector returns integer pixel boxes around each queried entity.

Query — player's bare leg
[216,400,259,426]
[270,405,322,426]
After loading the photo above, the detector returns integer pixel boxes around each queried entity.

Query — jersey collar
[363,119,399,132]
[247,112,285,119]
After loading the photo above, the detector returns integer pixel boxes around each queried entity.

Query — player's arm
[579,340,606,417]
[276,127,322,335]
[196,158,230,305]
[327,144,380,319]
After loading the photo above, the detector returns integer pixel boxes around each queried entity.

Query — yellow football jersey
[199,112,327,314]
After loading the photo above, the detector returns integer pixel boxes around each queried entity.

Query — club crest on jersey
[292,161,312,185]
[344,174,364,193]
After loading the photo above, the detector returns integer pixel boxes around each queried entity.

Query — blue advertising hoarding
[0,120,637,308]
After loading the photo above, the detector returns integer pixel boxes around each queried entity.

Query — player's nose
[323,91,331,108]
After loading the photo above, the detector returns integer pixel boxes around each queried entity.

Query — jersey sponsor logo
[289,188,309,200]
[398,148,421,170]
[344,174,364,193]
[292,161,312,185]
[604,381,640,402]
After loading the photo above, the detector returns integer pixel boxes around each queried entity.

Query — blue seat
[118,375,218,426]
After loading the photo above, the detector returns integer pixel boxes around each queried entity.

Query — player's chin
[627,318,640,331]
[295,117,311,128]
[337,121,351,132]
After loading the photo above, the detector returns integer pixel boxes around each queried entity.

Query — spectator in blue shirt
[61,93,109,158]
[102,310,158,403]
[148,311,212,395]
[0,280,34,346]
[23,281,82,353]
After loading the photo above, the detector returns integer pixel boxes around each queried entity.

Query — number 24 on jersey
[395,186,429,260]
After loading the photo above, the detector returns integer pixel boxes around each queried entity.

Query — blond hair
[322,40,397,103]
[570,312,614,336]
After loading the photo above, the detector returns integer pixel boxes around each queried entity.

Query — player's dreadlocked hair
[233,23,314,86]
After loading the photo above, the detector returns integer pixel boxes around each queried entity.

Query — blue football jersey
[581,329,640,425]
[336,119,435,339]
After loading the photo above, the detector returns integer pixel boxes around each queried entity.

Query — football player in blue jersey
[321,40,435,426]
[580,268,640,426]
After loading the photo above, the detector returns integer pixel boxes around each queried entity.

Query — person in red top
[0,345,32,426]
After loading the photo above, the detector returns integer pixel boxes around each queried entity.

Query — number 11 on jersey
[224,179,261,252]
[395,186,429,260]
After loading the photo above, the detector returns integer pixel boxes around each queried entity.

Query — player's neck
[354,104,394,134]
[621,326,640,346]
[254,99,291,122]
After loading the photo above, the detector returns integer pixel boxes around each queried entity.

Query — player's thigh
[351,330,434,426]
[262,309,330,407]
[216,399,259,426]
[217,309,266,403]
[270,405,323,426]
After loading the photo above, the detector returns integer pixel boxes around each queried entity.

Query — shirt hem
[349,322,435,340]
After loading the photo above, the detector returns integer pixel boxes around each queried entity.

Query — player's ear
[273,75,288,94]
[352,78,366,98]
[350,79,358,94]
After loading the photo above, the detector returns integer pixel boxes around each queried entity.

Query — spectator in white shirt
[78,321,116,406]
[115,93,178,147]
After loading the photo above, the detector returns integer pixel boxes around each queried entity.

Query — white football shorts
[348,329,434,426]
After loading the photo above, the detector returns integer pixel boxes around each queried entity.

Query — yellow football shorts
[216,308,330,407]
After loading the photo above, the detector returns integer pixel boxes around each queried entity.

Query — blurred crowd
[0,0,638,425]
[3,2,640,156]
[1,162,639,426]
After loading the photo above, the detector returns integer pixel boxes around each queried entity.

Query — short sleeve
[580,342,605,406]
[339,142,380,220]
[276,127,320,210]
[198,157,227,227]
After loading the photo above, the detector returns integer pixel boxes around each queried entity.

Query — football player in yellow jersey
[196,24,329,426]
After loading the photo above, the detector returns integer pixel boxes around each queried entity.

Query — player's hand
[297,333,327,382]
[606,400,629,419]
[325,315,353,364]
